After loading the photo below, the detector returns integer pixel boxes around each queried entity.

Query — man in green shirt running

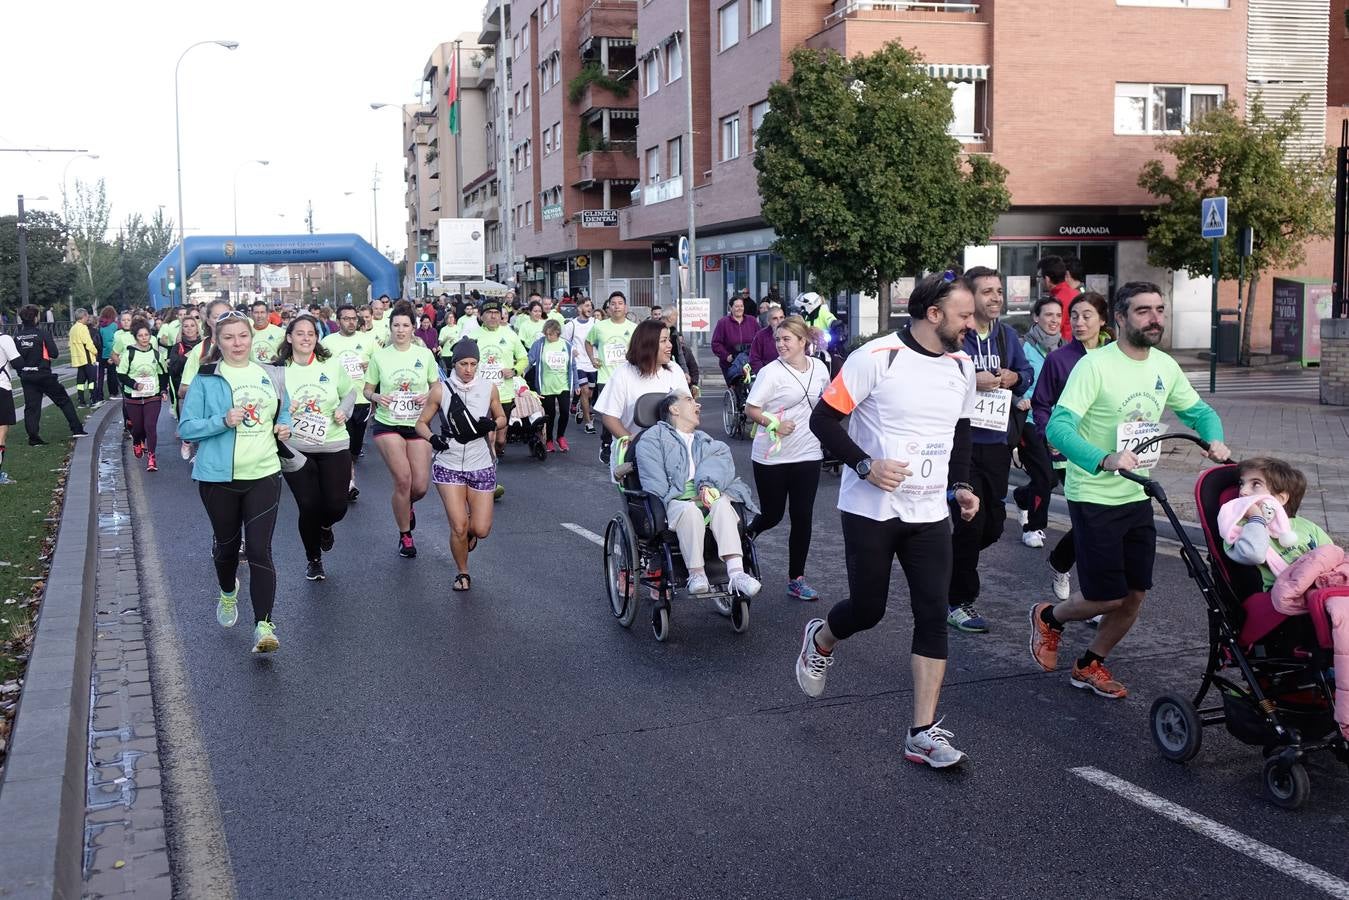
[322,304,375,495]
[250,300,285,364]
[586,291,635,463]
[1031,281,1230,700]
[473,300,528,454]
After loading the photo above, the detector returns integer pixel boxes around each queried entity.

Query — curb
[0,403,115,899]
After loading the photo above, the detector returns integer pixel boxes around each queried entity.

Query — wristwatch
[855,458,873,479]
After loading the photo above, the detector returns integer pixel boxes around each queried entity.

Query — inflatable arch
[147,234,401,309]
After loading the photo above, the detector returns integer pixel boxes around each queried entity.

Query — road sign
[681,297,711,333]
[414,261,438,283]
[1201,196,1228,239]
[678,236,690,267]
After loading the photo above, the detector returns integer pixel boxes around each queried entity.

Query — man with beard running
[796,272,980,769]
[1030,282,1229,699]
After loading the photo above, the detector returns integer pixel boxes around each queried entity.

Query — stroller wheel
[731,597,750,634]
[1262,756,1310,809]
[652,605,671,642]
[1150,693,1203,763]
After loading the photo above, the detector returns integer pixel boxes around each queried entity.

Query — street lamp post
[175,39,239,307]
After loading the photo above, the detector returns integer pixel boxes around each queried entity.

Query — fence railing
[825,0,979,26]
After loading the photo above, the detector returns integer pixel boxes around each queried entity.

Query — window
[721,113,741,161]
[1114,83,1225,134]
[544,128,553,154]
[540,0,550,24]
[553,122,561,149]
[719,1,740,51]
[668,137,682,178]
[948,81,979,140]
[1116,0,1227,6]
[525,200,532,222]
[643,54,660,96]
[665,39,682,82]
[551,0,558,14]
[750,100,769,150]
[645,146,661,184]
[750,0,772,32]
[523,82,530,109]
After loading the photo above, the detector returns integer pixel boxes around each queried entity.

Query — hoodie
[961,318,1033,444]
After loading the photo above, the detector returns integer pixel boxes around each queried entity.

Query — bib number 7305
[1115,420,1165,469]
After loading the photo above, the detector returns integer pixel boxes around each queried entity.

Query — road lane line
[562,522,604,546]
[1069,766,1349,898]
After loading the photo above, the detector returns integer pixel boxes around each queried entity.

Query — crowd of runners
[0,261,1242,770]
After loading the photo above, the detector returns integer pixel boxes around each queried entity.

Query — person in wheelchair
[634,390,762,598]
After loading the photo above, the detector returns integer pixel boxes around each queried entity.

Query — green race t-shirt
[438,323,462,356]
[370,316,391,348]
[515,317,546,350]
[1055,342,1202,506]
[365,343,440,426]
[219,362,281,480]
[320,332,374,405]
[251,324,286,364]
[117,344,167,398]
[539,338,570,396]
[158,320,182,347]
[111,329,135,359]
[474,326,527,391]
[284,357,354,446]
[588,318,634,384]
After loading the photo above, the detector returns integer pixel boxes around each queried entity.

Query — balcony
[479,0,503,43]
[571,70,638,116]
[823,0,982,26]
[641,174,683,206]
[578,0,637,52]
[573,148,639,188]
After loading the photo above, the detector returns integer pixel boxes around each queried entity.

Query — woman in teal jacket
[178,311,293,655]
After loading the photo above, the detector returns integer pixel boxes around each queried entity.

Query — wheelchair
[721,351,754,440]
[602,393,762,642]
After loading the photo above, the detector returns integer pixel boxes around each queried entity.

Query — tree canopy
[0,210,76,317]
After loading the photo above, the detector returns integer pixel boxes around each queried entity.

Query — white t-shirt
[745,357,830,465]
[677,429,697,482]
[821,331,975,523]
[592,362,688,434]
[0,334,18,392]
[564,317,597,373]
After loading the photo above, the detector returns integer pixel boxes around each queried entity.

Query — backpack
[439,383,496,445]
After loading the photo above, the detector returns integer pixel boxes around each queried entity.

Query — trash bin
[1218,321,1239,364]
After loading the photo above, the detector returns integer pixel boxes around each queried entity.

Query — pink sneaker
[557,437,570,452]
[545,440,556,453]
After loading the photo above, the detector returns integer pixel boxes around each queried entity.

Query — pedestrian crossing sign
[415,261,438,282]
[1201,197,1227,239]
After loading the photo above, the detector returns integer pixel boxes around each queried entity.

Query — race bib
[1116,420,1165,469]
[388,391,420,422]
[604,343,627,367]
[481,358,504,383]
[545,349,568,371]
[293,411,330,443]
[896,438,949,499]
[970,388,1012,432]
[340,356,366,380]
[131,375,158,399]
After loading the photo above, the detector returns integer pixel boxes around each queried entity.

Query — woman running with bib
[117,318,169,472]
[178,310,292,655]
[532,318,574,452]
[275,315,358,582]
[364,300,440,558]
[416,339,507,592]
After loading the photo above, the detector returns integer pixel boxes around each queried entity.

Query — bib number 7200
[1115,420,1165,469]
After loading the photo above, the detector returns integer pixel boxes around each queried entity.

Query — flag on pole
[447,48,460,135]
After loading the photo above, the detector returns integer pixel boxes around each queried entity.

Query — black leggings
[749,459,821,579]
[1013,424,1055,532]
[124,398,162,453]
[827,511,952,660]
[346,404,370,457]
[282,449,353,561]
[1048,470,1076,574]
[20,372,83,440]
[198,475,281,624]
[540,393,569,442]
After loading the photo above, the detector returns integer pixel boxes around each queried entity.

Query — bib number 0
[1116,420,1165,469]
[970,388,1012,432]
[388,391,419,422]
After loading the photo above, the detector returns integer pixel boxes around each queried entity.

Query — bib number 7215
[1115,420,1165,469]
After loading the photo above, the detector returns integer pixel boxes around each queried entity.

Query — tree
[67,177,116,309]
[0,210,76,318]
[109,209,176,309]
[754,42,1010,333]
[1138,97,1333,364]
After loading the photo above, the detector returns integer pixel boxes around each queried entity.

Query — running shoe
[90,401,104,410]
[947,605,989,633]
[1029,603,1062,672]
[145,452,157,472]
[545,440,556,453]
[1087,614,1103,628]
[29,437,46,446]
[557,437,570,452]
[687,572,711,594]
[584,422,596,435]
[180,441,193,461]
[1070,660,1127,699]
[1050,564,1071,601]
[72,429,89,438]
[0,471,16,486]
[795,618,833,698]
[319,526,335,552]
[348,485,360,502]
[398,534,417,558]
[217,582,240,628]
[574,410,583,423]
[903,719,967,769]
[729,572,761,598]
[409,505,417,531]
[1021,529,1045,549]
[493,484,505,501]
[787,577,819,601]
[305,559,326,581]
[133,441,144,459]
[251,620,279,654]
[598,445,611,465]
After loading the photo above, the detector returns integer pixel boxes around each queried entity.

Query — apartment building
[621,0,1331,351]
[480,0,517,284]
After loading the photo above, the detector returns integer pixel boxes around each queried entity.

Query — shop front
[694,226,818,316]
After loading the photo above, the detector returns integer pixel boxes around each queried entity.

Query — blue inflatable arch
[147,234,401,309]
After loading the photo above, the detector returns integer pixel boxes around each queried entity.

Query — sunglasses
[215,310,250,325]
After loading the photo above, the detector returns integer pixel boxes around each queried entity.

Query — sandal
[453,573,471,592]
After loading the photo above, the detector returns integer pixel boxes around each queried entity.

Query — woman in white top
[743,315,830,601]
[593,318,688,466]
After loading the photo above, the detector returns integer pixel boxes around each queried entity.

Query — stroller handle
[1116,432,1234,487]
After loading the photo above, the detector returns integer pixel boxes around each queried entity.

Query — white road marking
[562,521,605,547]
[1070,766,1349,898]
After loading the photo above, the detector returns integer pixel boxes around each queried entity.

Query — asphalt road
[127,392,1349,899]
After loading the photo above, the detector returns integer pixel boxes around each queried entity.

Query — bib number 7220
[1115,420,1165,469]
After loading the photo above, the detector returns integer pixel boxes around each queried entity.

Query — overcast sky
[1,0,481,259]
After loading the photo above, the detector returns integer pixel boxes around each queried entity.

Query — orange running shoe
[1070,660,1128,699]
[1029,603,1062,672]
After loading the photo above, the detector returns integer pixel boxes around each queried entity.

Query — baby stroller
[502,379,547,462]
[603,392,761,642]
[1129,433,1349,809]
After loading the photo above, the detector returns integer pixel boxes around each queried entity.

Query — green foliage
[107,208,177,309]
[568,62,631,105]
[0,210,76,317]
[577,125,593,154]
[754,43,1009,332]
[67,177,116,308]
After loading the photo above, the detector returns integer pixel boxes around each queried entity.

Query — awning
[924,63,988,81]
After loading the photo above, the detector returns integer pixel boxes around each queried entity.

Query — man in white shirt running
[798,272,980,768]
[563,297,599,433]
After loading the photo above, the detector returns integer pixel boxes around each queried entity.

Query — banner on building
[260,265,291,290]
[438,217,486,282]
[580,209,618,228]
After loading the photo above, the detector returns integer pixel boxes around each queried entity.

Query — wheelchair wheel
[1150,693,1203,763]
[721,388,739,438]
[531,436,547,462]
[1262,756,1311,809]
[731,597,750,634]
[651,605,671,642]
[604,516,638,628]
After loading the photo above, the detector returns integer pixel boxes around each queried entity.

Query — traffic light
[167,266,177,293]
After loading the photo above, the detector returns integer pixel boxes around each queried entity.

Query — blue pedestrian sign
[1201,196,1228,239]
[414,261,437,283]
[677,236,690,267]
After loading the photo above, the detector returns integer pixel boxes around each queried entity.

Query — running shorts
[1068,499,1156,601]
[371,421,425,441]
[0,390,13,427]
[432,463,496,491]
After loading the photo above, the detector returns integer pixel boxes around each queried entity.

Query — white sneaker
[686,572,710,594]
[903,718,967,769]
[795,618,834,698]
[1021,529,1045,549]
[1050,565,1071,601]
[1019,509,1029,528]
[728,571,761,598]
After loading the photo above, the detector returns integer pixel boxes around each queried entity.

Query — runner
[531,318,573,452]
[0,328,19,484]
[795,272,980,768]
[437,308,462,369]
[157,306,182,349]
[321,304,375,500]
[369,295,392,347]
[68,308,100,408]
[514,300,547,350]
[587,291,636,463]
[14,305,87,445]
[364,300,440,558]
[275,314,357,582]
[96,306,119,403]
[167,312,203,419]
[357,305,374,335]
[178,309,292,655]
[744,315,830,601]
[250,300,286,364]
[1012,295,1064,549]
[593,318,688,467]
[415,338,507,592]
[109,310,136,436]
[1031,282,1230,699]
[116,317,169,472]
[178,299,234,461]
[471,300,528,456]
[541,294,565,325]
[563,297,599,433]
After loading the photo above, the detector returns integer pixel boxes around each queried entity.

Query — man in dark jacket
[947,267,1032,633]
[14,305,87,445]
[749,303,784,373]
